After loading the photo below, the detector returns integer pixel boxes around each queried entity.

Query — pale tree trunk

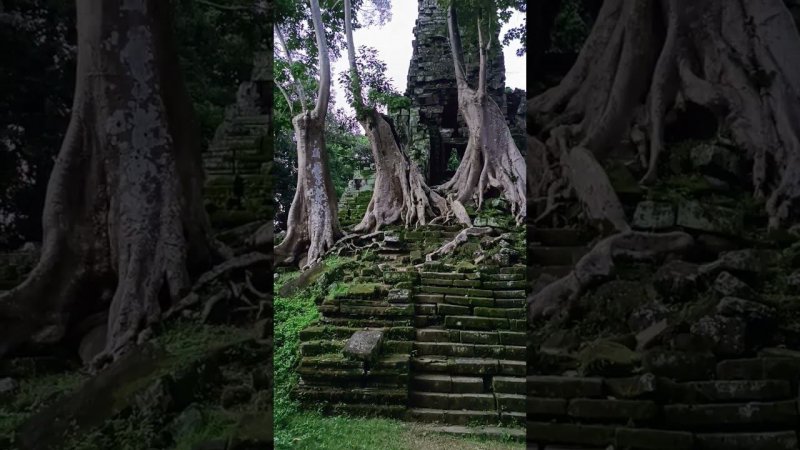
[439,6,526,225]
[530,0,800,231]
[0,0,222,362]
[343,0,447,232]
[274,0,341,268]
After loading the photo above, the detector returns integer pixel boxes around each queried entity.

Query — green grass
[0,371,88,443]
[277,412,522,450]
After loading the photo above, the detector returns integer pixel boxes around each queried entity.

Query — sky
[330,1,526,115]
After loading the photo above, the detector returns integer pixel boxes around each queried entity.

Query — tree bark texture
[531,0,800,230]
[0,0,220,362]
[439,6,526,225]
[273,0,341,268]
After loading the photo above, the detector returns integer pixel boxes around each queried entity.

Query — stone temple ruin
[280,2,529,440]
[202,52,272,229]
[396,0,526,186]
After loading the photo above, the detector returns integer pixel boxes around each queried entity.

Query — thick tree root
[530,0,800,229]
[438,89,527,225]
[441,6,526,225]
[425,227,494,262]
[354,111,448,232]
[528,231,694,321]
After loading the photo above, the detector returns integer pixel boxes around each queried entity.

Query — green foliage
[174,0,268,148]
[274,274,323,432]
[549,0,589,54]
[0,0,76,248]
[339,45,401,112]
[0,371,87,444]
[437,0,525,53]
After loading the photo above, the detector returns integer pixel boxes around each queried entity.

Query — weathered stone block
[444,316,509,330]
[473,307,517,318]
[343,330,384,362]
[444,295,493,307]
[437,303,470,316]
[492,376,525,394]
[459,331,499,345]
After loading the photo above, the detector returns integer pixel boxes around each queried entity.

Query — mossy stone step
[444,315,510,331]
[419,272,468,280]
[412,356,525,376]
[419,278,482,288]
[493,376,525,394]
[320,317,412,328]
[481,272,524,281]
[298,326,414,341]
[495,393,526,412]
[299,340,345,356]
[410,392,496,410]
[294,386,407,405]
[414,342,525,360]
[481,280,527,289]
[473,306,525,319]
[420,286,494,297]
[411,374,484,393]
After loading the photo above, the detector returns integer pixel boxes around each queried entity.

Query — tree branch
[310,0,331,118]
[344,0,365,114]
[447,5,469,89]
[276,24,308,113]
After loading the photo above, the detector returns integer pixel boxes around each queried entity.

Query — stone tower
[403,0,522,186]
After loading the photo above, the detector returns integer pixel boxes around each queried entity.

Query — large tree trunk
[353,110,448,232]
[273,0,341,267]
[0,0,221,362]
[439,6,526,225]
[343,0,446,232]
[530,0,800,230]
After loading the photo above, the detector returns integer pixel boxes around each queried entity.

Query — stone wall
[404,0,525,185]
[203,51,272,229]
[528,138,800,449]
[337,170,376,230]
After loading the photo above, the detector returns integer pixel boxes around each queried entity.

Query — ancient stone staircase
[293,215,526,441]
[407,265,527,440]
